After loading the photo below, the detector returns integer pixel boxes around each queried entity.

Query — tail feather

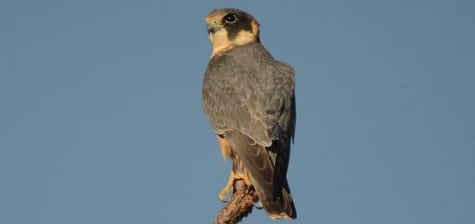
[224,131,296,219]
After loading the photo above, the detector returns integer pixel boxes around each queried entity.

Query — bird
[201,8,297,220]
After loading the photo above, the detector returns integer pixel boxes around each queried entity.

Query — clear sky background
[1,1,474,223]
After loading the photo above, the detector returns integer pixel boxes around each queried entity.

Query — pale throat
[209,29,258,58]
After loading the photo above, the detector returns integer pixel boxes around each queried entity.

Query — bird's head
[205,8,260,57]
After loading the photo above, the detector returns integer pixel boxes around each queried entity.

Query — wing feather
[202,42,296,219]
[202,43,295,145]
[224,131,296,219]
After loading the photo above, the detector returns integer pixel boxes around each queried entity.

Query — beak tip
[207,24,220,34]
[207,26,214,34]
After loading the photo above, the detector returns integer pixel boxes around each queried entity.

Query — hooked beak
[207,23,223,34]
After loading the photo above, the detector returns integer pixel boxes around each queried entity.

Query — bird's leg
[239,160,253,186]
[218,170,237,202]
[218,158,252,202]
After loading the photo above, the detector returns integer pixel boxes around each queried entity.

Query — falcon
[201,8,297,220]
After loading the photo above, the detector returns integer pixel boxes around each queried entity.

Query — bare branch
[214,180,258,224]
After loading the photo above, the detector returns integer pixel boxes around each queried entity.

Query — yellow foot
[218,170,252,202]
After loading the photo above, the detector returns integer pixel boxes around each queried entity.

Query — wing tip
[263,190,297,220]
[268,207,297,220]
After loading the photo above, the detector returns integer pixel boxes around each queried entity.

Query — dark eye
[224,14,237,23]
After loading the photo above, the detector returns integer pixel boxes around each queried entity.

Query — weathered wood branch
[214,180,258,224]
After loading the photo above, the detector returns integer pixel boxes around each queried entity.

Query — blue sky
[1,1,474,223]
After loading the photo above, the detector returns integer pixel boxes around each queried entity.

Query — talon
[218,190,229,202]
[217,169,252,202]
[218,170,236,202]
[255,201,263,209]
[242,168,252,186]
